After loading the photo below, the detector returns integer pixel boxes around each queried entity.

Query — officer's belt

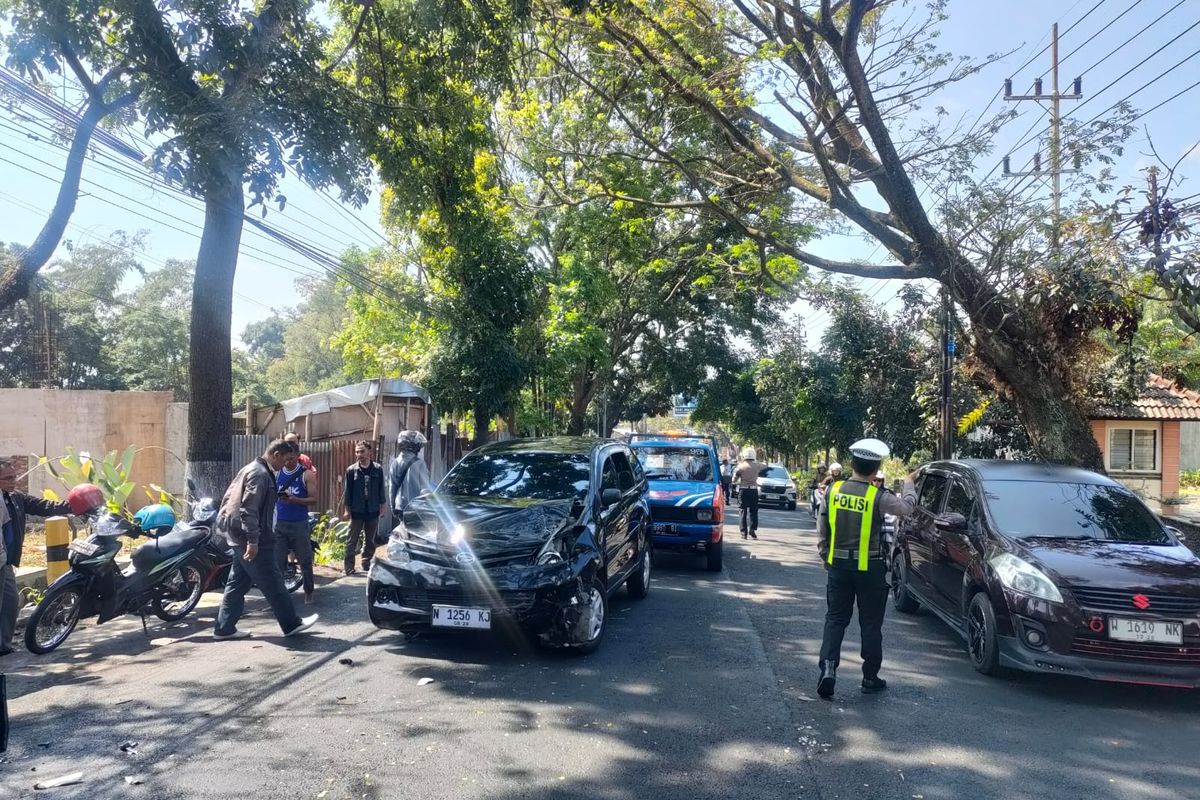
[830,548,884,562]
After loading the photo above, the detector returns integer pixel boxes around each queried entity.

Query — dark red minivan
[891,460,1200,687]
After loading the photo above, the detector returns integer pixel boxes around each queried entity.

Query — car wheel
[570,577,608,655]
[787,501,797,511]
[706,538,723,572]
[967,592,1003,676]
[890,552,920,614]
[626,532,651,600]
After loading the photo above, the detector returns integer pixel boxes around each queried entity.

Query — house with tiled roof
[1089,374,1200,507]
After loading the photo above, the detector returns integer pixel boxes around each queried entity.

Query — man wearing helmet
[816,439,917,699]
[0,461,72,655]
[733,447,766,539]
[390,430,431,521]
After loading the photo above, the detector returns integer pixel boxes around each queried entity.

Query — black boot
[817,660,837,699]
[861,676,888,694]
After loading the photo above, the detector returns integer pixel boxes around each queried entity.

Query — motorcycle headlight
[696,509,714,522]
[990,553,1062,603]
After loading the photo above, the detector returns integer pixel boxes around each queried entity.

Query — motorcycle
[189,495,314,595]
[24,511,210,655]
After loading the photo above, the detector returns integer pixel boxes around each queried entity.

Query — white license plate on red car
[1108,616,1183,644]
[431,605,491,629]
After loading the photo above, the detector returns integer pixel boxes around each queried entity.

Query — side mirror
[601,488,622,507]
[1165,525,1183,539]
[935,512,968,534]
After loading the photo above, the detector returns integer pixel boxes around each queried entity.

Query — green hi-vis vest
[827,480,881,571]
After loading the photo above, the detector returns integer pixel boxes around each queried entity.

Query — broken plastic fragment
[417,677,434,686]
[124,776,145,786]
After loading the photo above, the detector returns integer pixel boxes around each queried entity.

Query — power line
[1068,18,1200,118]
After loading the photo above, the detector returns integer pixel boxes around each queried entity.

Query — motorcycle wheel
[25,584,84,655]
[283,561,304,594]
[152,563,204,622]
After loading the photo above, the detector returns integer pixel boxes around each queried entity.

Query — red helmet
[67,483,105,515]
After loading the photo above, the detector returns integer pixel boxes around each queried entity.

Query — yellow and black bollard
[44,516,71,583]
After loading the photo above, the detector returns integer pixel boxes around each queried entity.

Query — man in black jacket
[1,461,71,655]
[213,441,318,641]
[342,441,385,575]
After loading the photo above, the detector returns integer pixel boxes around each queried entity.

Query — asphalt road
[2,507,1198,799]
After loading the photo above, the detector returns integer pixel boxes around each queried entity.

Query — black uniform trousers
[739,487,759,533]
[818,559,888,679]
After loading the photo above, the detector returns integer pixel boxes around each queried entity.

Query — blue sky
[0,0,1196,346]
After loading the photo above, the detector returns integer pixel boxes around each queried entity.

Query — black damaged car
[367,437,652,653]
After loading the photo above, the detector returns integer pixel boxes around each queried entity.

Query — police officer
[816,439,917,699]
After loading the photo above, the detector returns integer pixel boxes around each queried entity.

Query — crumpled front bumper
[366,554,592,640]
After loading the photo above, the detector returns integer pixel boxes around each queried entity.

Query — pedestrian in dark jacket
[1,461,71,655]
[213,440,318,641]
[342,441,385,575]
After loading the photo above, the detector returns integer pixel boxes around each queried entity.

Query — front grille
[1070,587,1200,616]
[405,538,541,568]
[651,506,698,523]
[387,586,539,615]
[1070,637,1200,665]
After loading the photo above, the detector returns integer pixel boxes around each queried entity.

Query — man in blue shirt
[276,446,318,603]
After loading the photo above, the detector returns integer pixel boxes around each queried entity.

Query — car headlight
[537,534,568,566]
[990,553,1062,603]
[696,509,713,522]
[374,523,412,567]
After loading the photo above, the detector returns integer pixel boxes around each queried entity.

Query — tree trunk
[185,167,243,498]
[971,328,1103,470]
[566,368,598,436]
[472,407,491,447]
[0,102,107,310]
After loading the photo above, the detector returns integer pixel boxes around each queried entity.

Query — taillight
[712,485,724,523]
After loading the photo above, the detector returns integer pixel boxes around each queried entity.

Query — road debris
[34,771,84,790]
[417,677,434,686]
[124,776,145,786]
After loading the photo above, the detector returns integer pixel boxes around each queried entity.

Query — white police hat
[849,438,890,461]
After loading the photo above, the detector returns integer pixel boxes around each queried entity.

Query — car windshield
[762,467,790,481]
[439,451,591,500]
[635,447,713,481]
[983,480,1168,543]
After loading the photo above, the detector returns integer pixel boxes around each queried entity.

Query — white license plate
[431,605,491,630]
[69,540,99,556]
[1108,616,1183,645]
[653,523,679,535]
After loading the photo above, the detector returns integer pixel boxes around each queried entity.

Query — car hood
[757,477,793,488]
[403,494,575,553]
[1015,538,1200,596]
[646,479,715,507]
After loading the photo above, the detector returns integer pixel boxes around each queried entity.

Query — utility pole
[1002,23,1083,251]
[938,287,955,460]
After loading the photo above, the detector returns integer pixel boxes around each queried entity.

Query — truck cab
[628,436,724,572]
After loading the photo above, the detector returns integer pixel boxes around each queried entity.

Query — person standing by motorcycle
[277,447,318,604]
[390,431,431,523]
[733,448,767,540]
[343,441,385,575]
[0,461,73,655]
[214,440,318,640]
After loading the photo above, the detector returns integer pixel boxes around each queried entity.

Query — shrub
[311,512,350,566]
[1181,470,1200,489]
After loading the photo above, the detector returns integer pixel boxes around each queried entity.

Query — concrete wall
[0,389,174,509]
[165,402,189,498]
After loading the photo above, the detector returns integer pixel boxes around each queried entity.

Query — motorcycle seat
[130,527,209,572]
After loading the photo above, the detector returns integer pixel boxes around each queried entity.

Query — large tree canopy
[543,0,1139,468]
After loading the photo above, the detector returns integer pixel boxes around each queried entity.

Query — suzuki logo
[454,552,477,565]
[1132,593,1151,610]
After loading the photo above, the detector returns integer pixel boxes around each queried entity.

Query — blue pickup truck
[628,435,724,571]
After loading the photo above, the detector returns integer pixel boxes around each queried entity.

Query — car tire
[626,531,651,600]
[706,538,724,572]
[570,576,608,655]
[890,552,920,614]
[787,501,797,511]
[967,592,1003,676]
